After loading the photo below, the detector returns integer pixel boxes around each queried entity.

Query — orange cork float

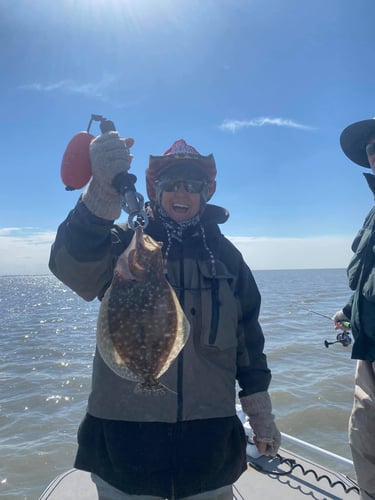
[60,131,94,190]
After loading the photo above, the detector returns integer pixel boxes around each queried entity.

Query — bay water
[0,269,357,499]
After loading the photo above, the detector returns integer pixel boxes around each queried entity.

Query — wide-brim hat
[146,139,217,201]
[340,118,375,168]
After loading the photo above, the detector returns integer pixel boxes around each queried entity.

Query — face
[366,137,375,174]
[160,180,202,222]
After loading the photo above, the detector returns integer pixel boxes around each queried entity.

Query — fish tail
[134,381,166,396]
[134,381,176,396]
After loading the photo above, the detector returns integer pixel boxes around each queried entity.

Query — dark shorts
[74,414,247,498]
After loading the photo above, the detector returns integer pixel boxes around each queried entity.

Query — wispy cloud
[0,227,53,239]
[0,227,24,236]
[18,74,115,100]
[219,117,314,133]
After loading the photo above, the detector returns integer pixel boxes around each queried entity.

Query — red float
[60,131,94,190]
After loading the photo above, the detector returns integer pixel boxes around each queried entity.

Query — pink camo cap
[163,139,200,155]
[146,139,217,201]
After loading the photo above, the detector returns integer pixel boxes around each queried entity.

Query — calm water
[0,269,357,499]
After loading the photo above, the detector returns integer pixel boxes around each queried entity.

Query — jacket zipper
[209,278,220,344]
[177,244,185,422]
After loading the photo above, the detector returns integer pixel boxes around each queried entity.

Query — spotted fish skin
[96,226,190,394]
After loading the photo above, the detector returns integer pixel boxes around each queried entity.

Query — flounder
[96,226,190,394]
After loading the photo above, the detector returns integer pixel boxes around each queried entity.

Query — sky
[0,0,374,275]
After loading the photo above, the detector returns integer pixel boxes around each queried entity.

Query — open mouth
[172,203,189,213]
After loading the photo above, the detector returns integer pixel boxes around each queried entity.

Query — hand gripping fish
[97,226,190,394]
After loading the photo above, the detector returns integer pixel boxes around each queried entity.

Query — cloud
[0,228,56,275]
[228,235,353,270]
[18,74,115,99]
[0,228,353,276]
[0,227,25,236]
[219,117,314,133]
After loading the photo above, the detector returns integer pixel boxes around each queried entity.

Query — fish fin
[97,295,142,382]
[155,284,190,378]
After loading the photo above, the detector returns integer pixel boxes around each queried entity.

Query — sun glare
[64,0,181,27]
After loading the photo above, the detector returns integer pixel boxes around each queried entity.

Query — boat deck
[40,446,359,499]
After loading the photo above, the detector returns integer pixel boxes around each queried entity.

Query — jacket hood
[201,204,230,225]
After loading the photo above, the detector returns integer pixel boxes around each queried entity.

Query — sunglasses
[157,179,207,194]
[366,143,375,157]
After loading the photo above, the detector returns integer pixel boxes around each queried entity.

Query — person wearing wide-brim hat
[340,118,375,169]
[49,133,281,499]
[334,118,375,500]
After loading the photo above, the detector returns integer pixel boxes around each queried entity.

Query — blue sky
[0,0,374,274]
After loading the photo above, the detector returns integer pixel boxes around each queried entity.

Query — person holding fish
[333,118,375,500]
[49,130,281,499]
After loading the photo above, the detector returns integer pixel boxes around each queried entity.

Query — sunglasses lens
[185,180,204,193]
[159,179,205,193]
[366,143,375,156]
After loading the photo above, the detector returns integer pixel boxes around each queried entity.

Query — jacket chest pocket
[194,260,238,350]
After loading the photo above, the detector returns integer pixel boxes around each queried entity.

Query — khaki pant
[91,474,233,500]
[349,360,375,500]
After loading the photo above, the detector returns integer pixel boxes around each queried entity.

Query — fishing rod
[300,307,352,348]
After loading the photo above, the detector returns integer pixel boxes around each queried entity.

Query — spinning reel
[324,331,352,348]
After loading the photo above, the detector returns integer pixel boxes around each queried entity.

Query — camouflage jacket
[49,199,271,422]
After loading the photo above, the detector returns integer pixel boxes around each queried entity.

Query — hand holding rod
[301,306,352,348]
[301,307,351,329]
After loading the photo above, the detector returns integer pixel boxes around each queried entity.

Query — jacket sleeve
[342,295,353,319]
[220,238,271,397]
[49,198,131,301]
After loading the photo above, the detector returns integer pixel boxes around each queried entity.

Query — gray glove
[240,391,281,456]
[82,131,134,220]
